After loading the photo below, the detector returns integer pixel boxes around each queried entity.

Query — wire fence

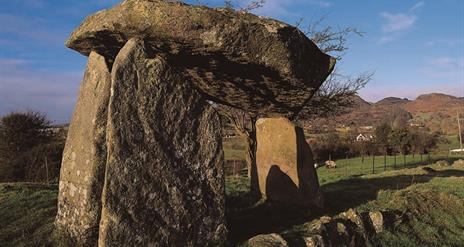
[318,152,464,178]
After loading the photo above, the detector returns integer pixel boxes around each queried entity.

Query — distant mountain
[317,93,463,134]
[405,93,462,115]
[374,97,410,107]
[351,95,371,109]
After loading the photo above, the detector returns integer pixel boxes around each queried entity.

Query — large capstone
[98,38,226,246]
[55,51,111,245]
[66,0,335,118]
[256,118,323,207]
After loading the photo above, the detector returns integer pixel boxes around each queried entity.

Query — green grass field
[223,134,464,185]
[224,134,462,160]
[316,154,462,185]
[0,183,57,247]
[0,148,463,246]
[226,159,464,245]
[440,134,462,151]
[223,137,246,161]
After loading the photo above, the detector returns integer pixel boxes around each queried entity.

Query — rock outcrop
[368,211,384,234]
[247,233,289,247]
[436,160,451,167]
[256,118,322,207]
[452,159,464,167]
[98,38,226,246]
[56,0,336,245]
[66,0,335,118]
[55,52,111,245]
[247,209,402,247]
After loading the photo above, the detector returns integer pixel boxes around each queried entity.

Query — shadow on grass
[384,156,462,171]
[226,168,464,244]
[322,168,464,215]
[337,156,463,176]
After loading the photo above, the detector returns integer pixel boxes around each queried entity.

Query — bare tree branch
[299,17,364,60]
[242,0,266,12]
[291,17,373,123]
[223,0,266,12]
[295,69,373,123]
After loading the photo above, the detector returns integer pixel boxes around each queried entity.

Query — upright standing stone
[98,38,226,246]
[55,52,111,245]
[256,118,323,207]
[58,1,336,244]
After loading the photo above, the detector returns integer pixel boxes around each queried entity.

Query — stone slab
[256,117,322,207]
[55,51,111,245]
[98,38,226,246]
[66,0,335,118]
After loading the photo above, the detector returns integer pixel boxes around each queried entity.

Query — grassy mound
[0,183,57,247]
[366,178,464,246]
[227,164,464,245]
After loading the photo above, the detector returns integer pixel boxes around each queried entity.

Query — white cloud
[380,12,417,33]
[426,38,464,47]
[409,1,425,12]
[378,34,400,44]
[307,0,332,8]
[19,0,46,8]
[0,38,15,46]
[243,0,332,18]
[0,14,67,45]
[0,59,82,123]
[423,57,463,88]
[0,59,29,67]
[378,2,424,44]
[428,57,464,69]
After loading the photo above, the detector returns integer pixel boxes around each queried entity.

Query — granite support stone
[256,117,323,207]
[98,38,226,246]
[55,51,111,245]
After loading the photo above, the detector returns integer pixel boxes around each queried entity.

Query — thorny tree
[216,1,373,196]
[293,18,373,122]
[217,106,260,197]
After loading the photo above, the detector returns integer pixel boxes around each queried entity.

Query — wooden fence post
[384,153,387,171]
[372,155,375,174]
[45,156,49,185]
[345,153,349,176]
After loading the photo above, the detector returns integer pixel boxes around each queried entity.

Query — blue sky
[0,0,462,123]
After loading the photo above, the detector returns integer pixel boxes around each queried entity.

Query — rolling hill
[319,93,463,134]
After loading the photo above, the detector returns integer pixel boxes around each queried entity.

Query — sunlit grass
[0,183,57,247]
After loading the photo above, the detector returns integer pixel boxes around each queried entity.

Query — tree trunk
[384,153,387,171]
[45,156,49,185]
[245,136,254,178]
[372,155,375,174]
[236,117,260,198]
[247,122,260,197]
[345,153,349,176]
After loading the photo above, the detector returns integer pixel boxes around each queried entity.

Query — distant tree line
[0,111,65,183]
[309,122,444,163]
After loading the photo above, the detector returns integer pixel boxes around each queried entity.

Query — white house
[356,133,373,142]
[450,148,464,154]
